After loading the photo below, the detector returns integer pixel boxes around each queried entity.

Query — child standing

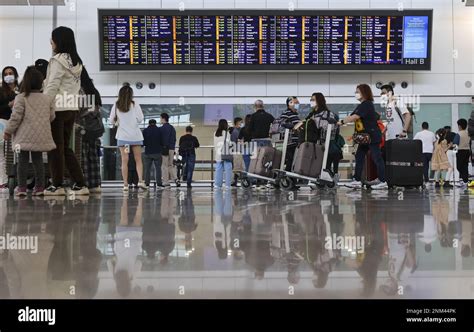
[3,66,56,196]
[109,85,147,192]
[431,128,452,188]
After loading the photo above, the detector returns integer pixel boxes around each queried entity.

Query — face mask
[310,101,317,108]
[380,94,388,106]
[294,104,300,111]
[4,75,15,84]
[355,93,361,101]
[240,123,244,128]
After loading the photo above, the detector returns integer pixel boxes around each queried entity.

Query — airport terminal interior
[0,0,473,300]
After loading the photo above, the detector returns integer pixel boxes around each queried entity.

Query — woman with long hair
[109,85,147,192]
[308,92,342,180]
[43,26,88,196]
[0,66,19,193]
[214,119,233,189]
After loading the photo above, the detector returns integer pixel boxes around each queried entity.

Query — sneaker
[138,181,148,191]
[187,184,192,188]
[89,187,102,194]
[371,181,388,190]
[213,185,222,190]
[44,185,66,196]
[123,185,129,193]
[32,186,45,196]
[15,186,27,197]
[70,185,90,195]
[435,182,441,188]
[348,180,362,189]
[0,183,9,194]
[468,180,474,188]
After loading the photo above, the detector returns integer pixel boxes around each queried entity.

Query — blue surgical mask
[294,104,300,111]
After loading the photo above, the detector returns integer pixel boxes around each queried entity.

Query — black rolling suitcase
[385,139,424,187]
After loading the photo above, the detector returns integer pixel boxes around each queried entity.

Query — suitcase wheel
[326,181,336,189]
[279,176,294,190]
[241,177,251,188]
[175,179,181,187]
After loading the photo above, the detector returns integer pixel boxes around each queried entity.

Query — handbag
[352,132,371,145]
[220,130,233,162]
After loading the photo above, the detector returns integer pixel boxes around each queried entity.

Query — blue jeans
[355,143,385,182]
[215,161,233,187]
[183,154,196,185]
[214,188,232,216]
[242,154,251,172]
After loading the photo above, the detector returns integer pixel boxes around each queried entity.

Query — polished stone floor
[0,186,473,299]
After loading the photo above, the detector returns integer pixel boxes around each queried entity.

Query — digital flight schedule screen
[98,9,432,71]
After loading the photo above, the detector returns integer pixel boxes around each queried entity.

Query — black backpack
[80,109,104,142]
[298,118,319,144]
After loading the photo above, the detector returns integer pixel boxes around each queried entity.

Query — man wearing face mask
[280,97,301,171]
[0,66,19,193]
[380,84,411,141]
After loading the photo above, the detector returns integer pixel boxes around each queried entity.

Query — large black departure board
[98,9,432,71]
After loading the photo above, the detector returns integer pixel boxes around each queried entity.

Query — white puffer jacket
[43,53,83,112]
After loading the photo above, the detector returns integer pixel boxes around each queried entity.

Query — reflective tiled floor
[0,186,473,299]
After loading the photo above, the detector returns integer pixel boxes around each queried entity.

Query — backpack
[394,102,416,136]
[80,108,104,143]
[298,118,319,144]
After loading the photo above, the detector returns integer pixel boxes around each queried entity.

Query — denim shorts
[117,140,143,147]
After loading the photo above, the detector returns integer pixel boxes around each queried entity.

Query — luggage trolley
[239,129,290,189]
[277,124,336,190]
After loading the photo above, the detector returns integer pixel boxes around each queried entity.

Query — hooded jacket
[43,53,83,112]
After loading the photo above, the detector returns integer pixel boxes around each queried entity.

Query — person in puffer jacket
[43,26,89,196]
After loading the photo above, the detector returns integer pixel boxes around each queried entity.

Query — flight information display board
[98,9,432,71]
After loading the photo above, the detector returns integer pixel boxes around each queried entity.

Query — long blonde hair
[116,85,134,113]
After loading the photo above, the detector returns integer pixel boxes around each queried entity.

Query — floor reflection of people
[157,192,176,264]
[108,197,143,298]
[380,199,421,296]
[177,190,197,252]
[240,201,275,280]
[4,199,54,298]
[229,193,244,260]
[74,196,102,299]
[213,189,233,260]
[458,195,472,258]
[349,198,385,297]
[296,202,336,289]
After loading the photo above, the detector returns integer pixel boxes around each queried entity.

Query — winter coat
[5,92,56,152]
[43,53,83,112]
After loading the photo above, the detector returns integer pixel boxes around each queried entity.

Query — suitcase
[385,139,424,187]
[292,142,324,178]
[249,146,282,178]
[362,150,378,182]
